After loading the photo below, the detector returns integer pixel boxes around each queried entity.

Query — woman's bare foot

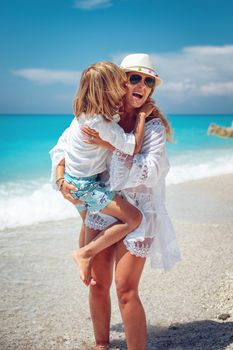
[72,249,93,286]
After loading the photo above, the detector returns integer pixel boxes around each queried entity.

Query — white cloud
[184,45,233,55]
[12,69,81,85]
[74,0,112,10]
[200,82,233,96]
[162,80,197,94]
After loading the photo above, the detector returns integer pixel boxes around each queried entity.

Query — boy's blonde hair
[74,61,127,121]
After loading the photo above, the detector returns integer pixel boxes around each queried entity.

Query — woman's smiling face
[124,72,154,109]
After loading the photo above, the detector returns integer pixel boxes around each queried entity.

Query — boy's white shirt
[49,113,135,182]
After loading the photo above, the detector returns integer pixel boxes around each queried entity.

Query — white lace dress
[85,119,181,270]
[50,118,181,271]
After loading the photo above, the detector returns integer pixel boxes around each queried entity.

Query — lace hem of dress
[123,237,155,258]
[85,212,117,231]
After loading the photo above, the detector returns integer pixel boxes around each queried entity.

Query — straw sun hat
[120,53,163,87]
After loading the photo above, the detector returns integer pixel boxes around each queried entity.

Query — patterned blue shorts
[64,172,115,213]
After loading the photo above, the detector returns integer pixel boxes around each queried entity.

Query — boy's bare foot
[72,249,96,286]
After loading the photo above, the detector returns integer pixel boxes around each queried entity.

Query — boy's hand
[81,126,114,150]
[81,126,101,144]
[137,99,156,119]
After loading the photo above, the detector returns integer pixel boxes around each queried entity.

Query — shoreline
[1,172,233,233]
[0,174,233,349]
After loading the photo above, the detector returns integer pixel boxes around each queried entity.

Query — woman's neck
[123,104,135,119]
[119,106,137,132]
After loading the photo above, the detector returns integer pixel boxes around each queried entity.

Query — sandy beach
[1,174,233,350]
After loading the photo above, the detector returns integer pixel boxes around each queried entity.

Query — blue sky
[1,0,233,114]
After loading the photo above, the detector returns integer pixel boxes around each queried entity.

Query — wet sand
[0,174,233,350]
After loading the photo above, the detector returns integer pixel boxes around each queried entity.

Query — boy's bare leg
[72,210,94,284]
[78,222,85,248]
[73,195,142,285]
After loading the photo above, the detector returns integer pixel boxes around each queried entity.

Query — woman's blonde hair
[150,100,173,142]
[74,61,127,121]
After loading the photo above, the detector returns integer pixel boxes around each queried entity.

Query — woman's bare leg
[85,227,115,349]
[73,194,142,285]
[115,240,147,350]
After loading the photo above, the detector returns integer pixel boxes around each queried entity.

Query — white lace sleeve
[49,127,70,189]
[109,119,169,190]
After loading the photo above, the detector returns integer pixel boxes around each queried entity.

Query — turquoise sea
[0,114,232,230]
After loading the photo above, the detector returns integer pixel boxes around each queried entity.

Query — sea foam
[0,182,78,231]
[0,149,233,230]
[167,148,233,184]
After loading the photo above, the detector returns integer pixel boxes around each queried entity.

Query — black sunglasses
[128,74,156,89]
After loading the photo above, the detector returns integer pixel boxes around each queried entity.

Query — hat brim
[123,67,163,87]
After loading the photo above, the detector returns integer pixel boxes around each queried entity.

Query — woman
[50,53,181,350]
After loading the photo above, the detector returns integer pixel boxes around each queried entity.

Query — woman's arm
[109,119,169,190]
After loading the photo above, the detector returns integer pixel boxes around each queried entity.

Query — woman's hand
[81,126,115,151]
[59,180,82,205]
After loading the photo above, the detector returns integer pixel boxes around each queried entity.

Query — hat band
[125,66,159,78]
